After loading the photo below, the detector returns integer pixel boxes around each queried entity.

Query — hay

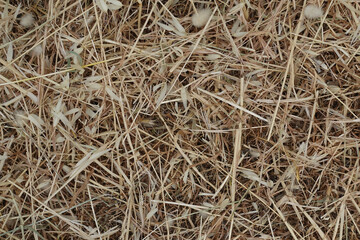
[1,0,360,239]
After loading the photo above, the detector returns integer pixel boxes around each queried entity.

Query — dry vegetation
[1,0,360,239]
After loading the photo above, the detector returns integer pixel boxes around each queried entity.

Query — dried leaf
[0,152,8,172]
[157,22,176,32]
[107,0,123,10]
[85,126,96,135]
[96,0,108,12]
[229,3,245,15]
[69,148,110,179]
[231,19,241,34]
[180,87,188,108]
[86,108,96,118]
[313,58,328,71]
[105,86,121,101]
[88,83,102,91]
[158,22,186,37]
[250,149,260,158]
[204,54,221,61]
[328,85,341,94]
[56,135,65,143]
[52,98,63,127]
[37,178,51,190]
[171,16,185,34]
[240,169,272,187]
[85,75,104,82]
[155,83,168,107]
[146,207,158,220]
[57,112,73,130]
[27,92,39,104]
[298,142,307,155]
[28,114,44,130]
[65,108,80,116]
[7,42,13,62]
[232,31,247,38]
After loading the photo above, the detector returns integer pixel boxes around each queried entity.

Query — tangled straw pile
[1,1,360,239]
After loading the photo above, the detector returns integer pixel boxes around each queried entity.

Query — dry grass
[1,0,360,239]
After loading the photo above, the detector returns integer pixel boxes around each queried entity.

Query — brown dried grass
[1,0,360,239]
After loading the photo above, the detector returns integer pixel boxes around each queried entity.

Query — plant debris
[0,1,359,239]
